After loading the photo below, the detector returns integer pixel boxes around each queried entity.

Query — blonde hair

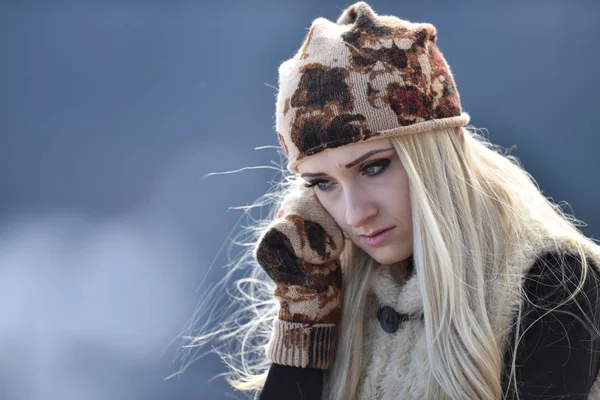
[166,126,599,399]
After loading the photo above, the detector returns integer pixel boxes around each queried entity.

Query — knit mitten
[254,184,345,369]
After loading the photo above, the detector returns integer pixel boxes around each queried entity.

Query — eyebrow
[300,147,394,178]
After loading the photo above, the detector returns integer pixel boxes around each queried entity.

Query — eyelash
[303,158,391,192]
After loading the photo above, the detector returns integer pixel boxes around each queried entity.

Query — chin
[350,237,412,265]
[366,250,406,266]
[361,241,413,265]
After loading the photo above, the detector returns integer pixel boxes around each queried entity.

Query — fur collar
[356,211,600,399]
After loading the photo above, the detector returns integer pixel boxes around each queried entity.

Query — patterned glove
[254,184,345,369]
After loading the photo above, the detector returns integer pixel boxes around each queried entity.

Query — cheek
[381,175,412,224]
[327,203,346,229]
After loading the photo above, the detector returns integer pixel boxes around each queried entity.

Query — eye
[303,179,332,191]
[303,158,391,192]
[362,158,390,176]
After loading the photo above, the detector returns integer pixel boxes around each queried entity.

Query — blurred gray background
[1,0,599,399]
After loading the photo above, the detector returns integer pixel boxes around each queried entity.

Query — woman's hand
[253,184,345,368]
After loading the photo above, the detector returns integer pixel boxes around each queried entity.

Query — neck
[389,254,414,286]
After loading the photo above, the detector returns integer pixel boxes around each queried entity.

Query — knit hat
[275,2,470,173]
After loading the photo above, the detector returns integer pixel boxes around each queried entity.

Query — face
[296,138,413,265]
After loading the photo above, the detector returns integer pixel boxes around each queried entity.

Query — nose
[344,186,378,228]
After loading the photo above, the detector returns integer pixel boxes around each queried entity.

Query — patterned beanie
[275,1,470,173]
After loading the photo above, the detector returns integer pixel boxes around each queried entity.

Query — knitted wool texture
[275,1,470,173]
[254,185,345,368]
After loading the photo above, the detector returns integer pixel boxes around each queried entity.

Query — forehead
[296,138,393,174]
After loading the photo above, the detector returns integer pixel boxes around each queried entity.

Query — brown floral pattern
[275,2,468,172]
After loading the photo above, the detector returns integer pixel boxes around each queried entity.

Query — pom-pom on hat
[275,1,470,173]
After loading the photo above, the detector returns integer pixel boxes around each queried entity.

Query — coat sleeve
[502,252,600,399]
[258,363,324,400]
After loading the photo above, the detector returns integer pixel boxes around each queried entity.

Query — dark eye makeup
[303,158,391,192]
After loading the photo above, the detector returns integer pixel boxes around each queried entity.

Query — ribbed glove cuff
[266,320,337,369]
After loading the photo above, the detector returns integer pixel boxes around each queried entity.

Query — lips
[360,227,394,238]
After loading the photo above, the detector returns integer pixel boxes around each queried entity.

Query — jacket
[260,212,600,399]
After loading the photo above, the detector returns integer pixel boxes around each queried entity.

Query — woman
[180,2,600,399]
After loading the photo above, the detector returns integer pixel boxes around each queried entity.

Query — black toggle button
[376,305,424,333]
